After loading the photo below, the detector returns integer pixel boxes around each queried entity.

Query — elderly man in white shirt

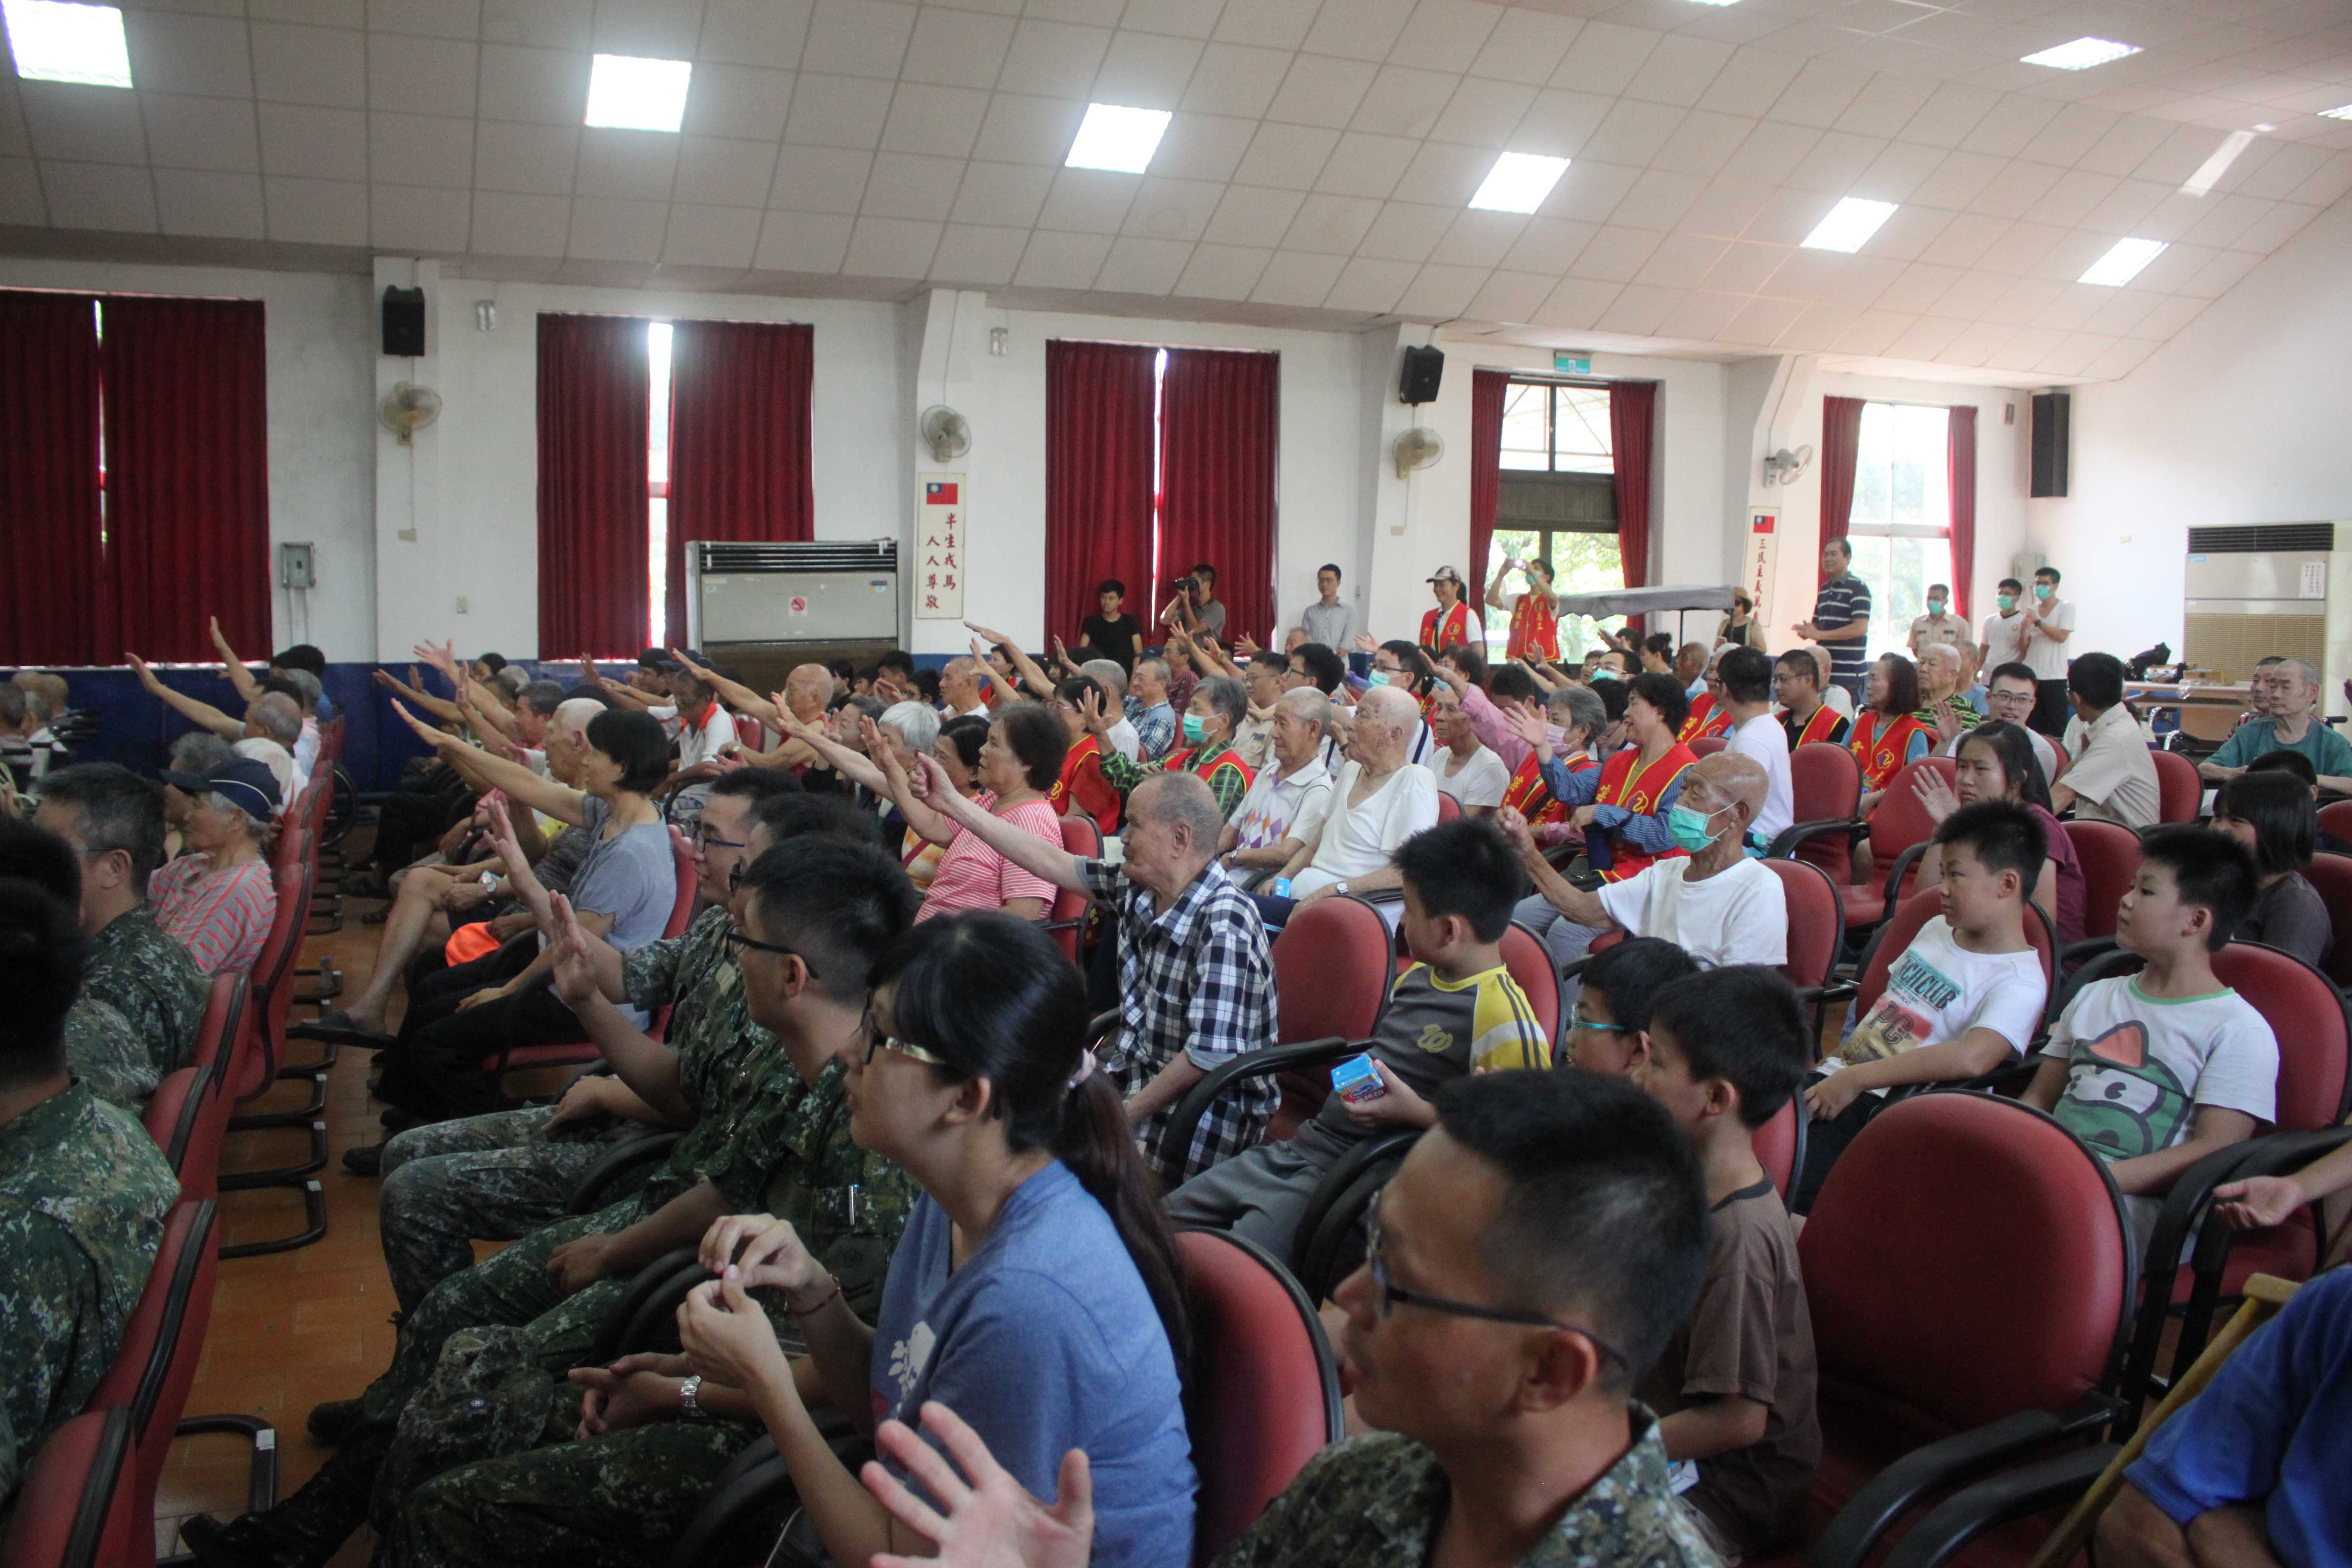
[1257,685,1438,927]
[1220,688,1336,890]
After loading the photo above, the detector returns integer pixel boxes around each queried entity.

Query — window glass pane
[1843,400,1955,664]
[1481,526,1625,655]
[648,497,668,650]
[1500,383,1548,471]
[1550,387,1613,474]
[1888,403,1948,529]
[1851,403,1894,528]
[1849,533,1954,664]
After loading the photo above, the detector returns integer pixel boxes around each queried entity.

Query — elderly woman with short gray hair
[1092,672,1257,820]
[149,754,282,975]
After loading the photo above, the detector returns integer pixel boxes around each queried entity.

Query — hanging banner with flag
[916,470,967,620]
[1747,508,1779,633]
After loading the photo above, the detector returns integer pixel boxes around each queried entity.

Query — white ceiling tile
[1956,93,2063,158]
[1311,131,1416,198]
[1513,88,1614,159]
[1697,48,1805,117]
[372,181,471,249]
[1980,272,2066,326]
[2286,152,2352,210]
[480,0,590,49]
[1011,228,1110,287]
[1350,65,1461,139]
[1673,178,1767,240]
[1356,199,1454,262]
[20,84,147,165]
[2076,116,2177,177]
[1094,234,1193,293]
[1623,35,1734,108]
[2130,123,2230,188]
[996,21,1114,97]
[860,151,964,219]
[2224,199,2319,253]
[1384,0,1501,75]
[1178,44,1293,117]
[1426,78,1536,149]
[1964,158,2065,218]
[1718,120,1822,185]
[1875,258,1964,313]
[1928,268,2008,318]
[1322,253,1418,311]
[1498,214,1593,271]
[1545,157,1638,222]
[842,213,942,275]
[1847,138,1947,201]
[785,74,893,149]
[1851,199,1948,258]
[1550,21,1663,95]
[259,104,367,180]
[141,95,258,173]
[1638,231,1726,290]
[1123,173,1221,239]
[880,84,990,157]
[469,188,569,251]
[371,0,481,42]
[753,207,852,270]
[1879,314,1967,360]
[2027,282,2107,333]
[1832,72,1938,138]
[900,9,1017,89]
[929,222,1029,285]
[1599,282,1683,336]
[1092,30,1206,109]
[672,135,777,205]
[1429,207,1525,268]
[1296,0,1410,62]
[1907,148,2009,208]
[122,11,252,98]
[587,0,698,57]
[565,194,664,259]
[2035,164,2122,216]
[370,113,477,192]
[1984,325,2065,372]
[2177,192,2273,249]
[2178,246,2262,298]
[370,35,480,118]
[0,82,25,161]
[1397,261,1487,316]
[1530,275,1618,329]
[1780,247,1901,302]
[1120,0,1225,42]
[1784,128,1885,192]
[1174,241,1272,298]
[769,145,872,212]
[1609,167,1703,228]
[1149,111,1253,180]
[1898,82,2001,147]
[1570,223,1662,282]
[799,0,917,78]
[264,174,368,242]
[1267,55,1379,129]
[1456,266,1545,322]
[1937,319,2018,368]
[41,159,155,231]
[2230,141,2329,200]
[475,121,578,192]
[661,201,760,265]
[1698,238,1789,294]
[1735,194,1823,247]
[573,127,683,201]
[2015,103,2121,167]
[252,0,362,24]
[249,25,367,108]
[1827,307,1914,356]
[1028,0,1126,29]
[2125,293,2209,341]
[153,168,265,236]
[699,0,811,68]
[1722,292,1808,345]
[476,45,589,125]
[0,159,41,223]
[1974,218,2066,275]
[968,93,1087,164]
[1282,191,1381,252]
[1653,287,1746,340]
[1767,59,1872,129]
[1210,0,1318,51]
[1579,98,1685,165]
[1248,247,1347,304]
[1231,121,1339,188]
[950,159,1054,225]
[1203,183,1302,246]
[2033,331,2113,378]
[2078,286,2160,337]
[1036,166,1140,232]
[1466,9,1581,87]
[1388,140,1492,205]
[1651,109,1755,178]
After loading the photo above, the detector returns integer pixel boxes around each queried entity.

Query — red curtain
[100,297,271,663]
[1159,348,1279,648]
[1609,381,1657,631]
[538,314,651,659]
[1045,340,1159,648]
[1468,369,1508,595]
[1818,395,1867,583]
[663,320,815,645]
[0,292,104,665]
[1947,405,1977,624]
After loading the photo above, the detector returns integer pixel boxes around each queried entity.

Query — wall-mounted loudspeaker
[1398,344,1444,405]
[382,286,426,358]
[2030,392,2069,498]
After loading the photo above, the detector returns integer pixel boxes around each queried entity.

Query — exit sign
[1553,352,1591,374]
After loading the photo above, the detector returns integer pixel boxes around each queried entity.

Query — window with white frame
[1843,401,1953,664]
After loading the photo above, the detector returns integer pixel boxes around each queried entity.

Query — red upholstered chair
[220,840,327,1257]
[1689,735,1728,757]
[142,1068,224,1206]
[1044,814,1102,964]
[1752,1098,1804,1202]
[2151,748,2203,824]
[2062,820,2141,949]
[1176,1229,1344,1564]
[1745,1093,2134,1568]
[2293,850,2352,992]
[2045,736,2069,778]
[1849,756,1959,929]
[1499,921,1561,1055]
[2320,799,2352,849]
[84,1200,220,1568]
[1831,887,2054,1100]
[0,1407,139,1568]
[1762,858,1845,1052]
[1771,742,1864,887]
[1433,789,1462,823]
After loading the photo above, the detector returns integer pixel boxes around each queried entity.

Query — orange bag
[443,920,502,967]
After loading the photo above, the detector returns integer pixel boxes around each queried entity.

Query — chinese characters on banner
[1747,508,1778,629]
[917,471,966,620]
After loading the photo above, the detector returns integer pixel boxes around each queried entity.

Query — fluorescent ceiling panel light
[1065,103,1172,173]
[2180,130,2255,196]
[2021,36,2140,70]
[2080,237,2166,287]
[1,0,131,88]
[2322,104,2352,121]
[1687,0,1742,6]
[1801,196,1898,253]
[1469,152,1571,214]
[584,53,692,132]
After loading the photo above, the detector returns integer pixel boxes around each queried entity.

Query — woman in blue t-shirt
[680,911,1198,1568]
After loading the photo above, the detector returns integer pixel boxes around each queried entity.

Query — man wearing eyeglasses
[1954,663,2061,782]
[854,1071,1722,1568]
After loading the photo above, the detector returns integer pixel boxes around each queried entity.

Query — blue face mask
[1928,598,1948,614]
[1180,712,1207,744]
[1997,594,2016,613]
[1667,802,1725,854]
[2033,583,2055,601]
[1366,671,1393,688]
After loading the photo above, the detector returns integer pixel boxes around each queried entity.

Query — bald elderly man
[1498,751,1788,992]
[1257,684,1441,927]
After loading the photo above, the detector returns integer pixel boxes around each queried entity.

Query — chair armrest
[2166,1124,2352,1394]
[1154,1036,1367,1178]
[586,1246,704,1366]
[1884,1057,2044,1103]
[564,1131,684,1216]
[661,1437,799,1568]
[1809,1396,2116,1568]
[1085,1008,1122,1053]
[1291,1131,1421,1302]
[1880,840,1931,913]
[1876,1444,2120,1568]
[1766,817,1864,860]
[2059,936,2119,971]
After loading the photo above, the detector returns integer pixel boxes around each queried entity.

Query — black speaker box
[2031,391,2069,498]
[1399,343,1444,405]
[382,286,426,357]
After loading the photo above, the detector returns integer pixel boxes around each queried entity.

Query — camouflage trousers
[378,1106,648,1313]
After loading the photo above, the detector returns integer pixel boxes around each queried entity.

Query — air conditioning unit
[686,541,899,677]
[2181,523,2350,696]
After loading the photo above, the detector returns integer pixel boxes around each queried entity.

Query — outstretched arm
[773,707,888,795]
[965,624,1058,701]
[374,665,464,726]
[208,617,264,705]
[908,755,1086,894]
[672,648,782,731]
[389,699,589,825]
[128,654,243,739]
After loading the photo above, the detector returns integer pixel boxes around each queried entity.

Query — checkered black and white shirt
[1083,857,1279,1184]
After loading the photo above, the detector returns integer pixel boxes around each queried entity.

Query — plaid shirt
[1083,857,1278,1184]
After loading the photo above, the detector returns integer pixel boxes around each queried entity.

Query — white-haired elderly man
[151,754,281,975]
[2200,656,2352,793]
[1258,685,1440,931]
[1219,687,1336,890]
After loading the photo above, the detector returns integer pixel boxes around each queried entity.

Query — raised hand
[677,1271,795,1406]
[1493,805,1537,860]
[208,615,236,659]
[965,621,1013,651]
[126,652,163,692]
[862,1403,1095,1568]
[1049,634,1071,670]
[389,697,446,746]
[1507,706,1550,750]
[547,895,600,1008]
[1910,767,1960,825]
[1234,632,1262,658]
[1350,633,1377,654]
[1076,686,1115,736]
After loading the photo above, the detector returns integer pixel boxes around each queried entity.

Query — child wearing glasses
[1635,965,1821,1563]
[1561,936,1700,1078]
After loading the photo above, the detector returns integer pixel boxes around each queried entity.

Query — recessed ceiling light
[2080,237,2167,287]
[1469,152,1571,214]
[2322,104,2352,121]
[584,53,692,133]
[1801,196,1898,253]
[1,0,131,88]
[2021,37,2140,70]
[1065,103,1172,174]
[1687,0,1742,7]
[2181,130,2255,196]
[2253,123,2276,132]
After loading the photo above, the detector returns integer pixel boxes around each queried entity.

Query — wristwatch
[679,1374,710,1420]
[1335,880,1350,896]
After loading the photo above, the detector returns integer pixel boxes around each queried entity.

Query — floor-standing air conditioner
[2182,523,2352,702]
[685,541,899,690]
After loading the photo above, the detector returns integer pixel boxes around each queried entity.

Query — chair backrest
[2211,942,2351,1130]
[142,1068,222,1205]
[2295,852,2352,993]
[1854,884,2053,1019]
[662,831,700,941]
[1761,858,1843,991]
[2046,736,2069,778]
[192,973,246,1092]
[86,1199,220,1563]
[1753,1098,1803,1202]
[1802,1094,2131,1447]
[1788,742,1862,884]
[1049,814,1103,964]
[2064,820,2143,943]
[2320,800,2352,849]
[1433,789,1462,823]
[1867,755,1956,859]
[1176,1229,1342,1566]
[1689,735,1728,758]
[1267,895,1395,1139]
[0,1407,138,1568]
[241,839,313,1090]
[2151,748,2202,824]
[1498,921,1561,1052]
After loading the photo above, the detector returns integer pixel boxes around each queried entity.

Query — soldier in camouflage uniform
[180,833,922,1568]
[0,876,181,1520]
[62,995,158,1110]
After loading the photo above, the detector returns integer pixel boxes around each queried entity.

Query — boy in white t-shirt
[2024,827,2275,1249]
[1796,800,2050,1210]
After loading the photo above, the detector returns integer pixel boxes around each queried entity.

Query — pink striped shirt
[150,854,278,976]
[916,793,1061,923]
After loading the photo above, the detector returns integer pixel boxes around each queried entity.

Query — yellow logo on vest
[1416,1025,1455,1054]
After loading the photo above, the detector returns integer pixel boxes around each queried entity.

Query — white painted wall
[0,257,376,660]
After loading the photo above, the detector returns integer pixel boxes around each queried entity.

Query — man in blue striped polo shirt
[1795,537,1872,705]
